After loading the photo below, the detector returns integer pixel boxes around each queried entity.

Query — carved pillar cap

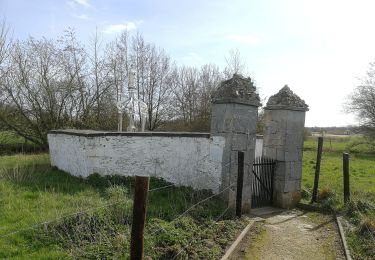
[212,74,261,107]
[266,85,309,111]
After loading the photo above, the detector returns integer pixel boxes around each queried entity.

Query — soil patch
[229,209,345,260]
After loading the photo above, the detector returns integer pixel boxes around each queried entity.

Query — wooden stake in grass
[311,136,323,203]
[130,176,149,260]
[343,153,350,205]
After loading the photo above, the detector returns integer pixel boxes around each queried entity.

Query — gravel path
[229,209,345,260]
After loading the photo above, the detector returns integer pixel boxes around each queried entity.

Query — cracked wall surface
[48,131,226,193]
[262,85,308,209]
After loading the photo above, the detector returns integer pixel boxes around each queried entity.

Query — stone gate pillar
[262,85,309,209]
[211,74,261,213]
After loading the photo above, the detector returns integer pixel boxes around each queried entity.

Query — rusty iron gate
[251,157,276,208]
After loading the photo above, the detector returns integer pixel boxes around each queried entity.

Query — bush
[317,187,335,201]
[358,216,375,237]
[316,188,338,210]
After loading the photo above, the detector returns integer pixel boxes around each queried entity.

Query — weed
[0,153,246,259]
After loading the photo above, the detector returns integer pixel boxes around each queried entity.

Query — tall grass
[302,136,375,259]
[0,153,245,259]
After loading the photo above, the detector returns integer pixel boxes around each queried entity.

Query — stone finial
[266,85,309,111]
[212,74,261,106]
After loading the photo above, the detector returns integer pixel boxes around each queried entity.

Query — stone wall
[210,74,261,212]
[48,130,226,193]
[262,86,308,208]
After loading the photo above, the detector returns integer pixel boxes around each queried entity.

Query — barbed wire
[1,153,257,258]
[171,205,232,259]
[0,198,132,239]
[1,160,239,240]
[1,173,236,240]
[149,183,234,236]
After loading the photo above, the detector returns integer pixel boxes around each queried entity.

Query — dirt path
[229,209,345,260]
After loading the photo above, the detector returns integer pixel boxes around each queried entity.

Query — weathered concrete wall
[210,74,261,213]
[255,136,263,158]
[263,109,306,207]
[211,103,259,212]
[262,86,308,209]
[48,130,226,193]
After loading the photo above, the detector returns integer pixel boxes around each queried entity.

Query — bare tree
[223,48,247,78]
[198,64,221,120]
[87,28,115,129]
[0,19,12,130]
[0,21,256,142]
[346,61,375,137]
[0,30,90,145]
[130,33,173,130]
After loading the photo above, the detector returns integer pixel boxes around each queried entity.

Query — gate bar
[236,151,244,217]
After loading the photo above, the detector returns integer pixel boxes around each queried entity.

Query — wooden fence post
[343,153,350,204]
[236,151,244,217]
[130,176,150,260]
[311,136,323,203]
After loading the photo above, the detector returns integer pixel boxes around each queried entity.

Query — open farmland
[302,136,375,259]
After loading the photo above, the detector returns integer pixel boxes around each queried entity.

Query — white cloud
[67,0,91,9]
[228,34,260,45]
[102,22,140,34]
[73,0,91,7]
[74,14,89,20]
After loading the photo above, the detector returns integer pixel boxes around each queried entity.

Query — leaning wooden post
[236,151,245,217]
[343,153,350,205]
[311,136,323,203]
[130,176,150,260]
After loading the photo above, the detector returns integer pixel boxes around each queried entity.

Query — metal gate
[251,157,276,208]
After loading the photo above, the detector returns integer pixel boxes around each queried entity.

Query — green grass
[302,136,375,260]
[302,150,375,204]
[304,135,375,154]
[0,131,28,145]
[0,131,43,155]
[3,136,374,258]
[0,154,245,259]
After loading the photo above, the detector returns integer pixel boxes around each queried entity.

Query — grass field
[0,131,44,155]
[0,136,374,259]
[302,136,375,202]
[302,136,375,259]
[0,154,246,259]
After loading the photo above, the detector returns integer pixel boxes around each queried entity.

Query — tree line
[0,20,249,147]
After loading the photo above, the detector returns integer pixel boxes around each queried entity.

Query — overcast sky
[2,0,375,127]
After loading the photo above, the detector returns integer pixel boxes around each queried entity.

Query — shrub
[301,186,311,199]
[317,187,335,202]
[358,216,375,237]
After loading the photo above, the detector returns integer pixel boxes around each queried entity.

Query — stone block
[246,135,256,151]
[276,147,286,161]
[262,146,276,158]
[273,191,301,209]
[288,161,302,180]
[284,149,303,161]
[274,161,287,181]
[283,180,300,192]
[231,133,248,151]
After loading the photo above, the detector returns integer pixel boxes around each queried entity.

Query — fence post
[236,151,244,217]
[343,153,350,204]
[311,136,323,203]
[130,176,150,260]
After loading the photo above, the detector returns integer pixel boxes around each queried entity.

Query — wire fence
[171,205,231,259]
[0,156,244,259]
[306,136,375,254]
